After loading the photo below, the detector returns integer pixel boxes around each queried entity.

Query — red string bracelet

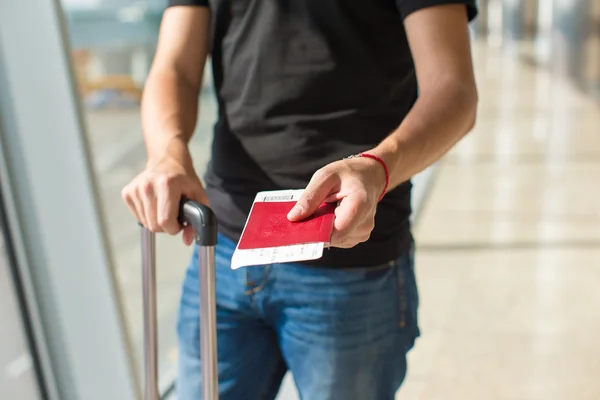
[345,152,390,202]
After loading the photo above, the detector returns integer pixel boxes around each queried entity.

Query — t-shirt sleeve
[396,0,478,22]
[168,0,209,7]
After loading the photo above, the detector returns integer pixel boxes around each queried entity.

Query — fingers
[330,224,373,248]
[122,182,150,228]
[329,192,374,248]
[288,168,338,221]
[331,233,372,248]
[288,163,377,248]
[330,225,373,248]
[190,182,210,206]
[125,177,162,232]
[121,170,208,241]
[140,181,159,232]
[122,185,144,225]
[332,193,364,233]
[156,176,182,235]
[182,225,195,246]
[180,180,210,246]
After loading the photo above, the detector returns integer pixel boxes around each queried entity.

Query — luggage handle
[141,198,219,400]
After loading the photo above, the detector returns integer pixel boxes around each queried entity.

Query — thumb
[182,225,195,246]
[288,170,337,221]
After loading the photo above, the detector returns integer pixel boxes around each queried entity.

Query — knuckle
[148,219,162,233]
[366,218,375,232]
[342,240,356,249]
[158,215,177,231]
[157,208,179,231]
[157,215,170,227]
[157,174,174,190]
[313,168,327,180]
[313,167,333,183]
[140,180,154,195]
[121,186,130,200]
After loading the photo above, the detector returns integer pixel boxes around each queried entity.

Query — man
[122,0,478,398]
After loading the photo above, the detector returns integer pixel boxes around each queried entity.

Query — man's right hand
[121,153,208,246]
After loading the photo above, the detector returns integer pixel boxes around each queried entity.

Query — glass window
[59,0,217,388]
[0,229,42,400]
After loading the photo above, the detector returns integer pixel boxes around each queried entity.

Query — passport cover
[237,201,336,250]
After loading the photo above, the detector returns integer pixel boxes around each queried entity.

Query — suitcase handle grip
[178,198,218,246]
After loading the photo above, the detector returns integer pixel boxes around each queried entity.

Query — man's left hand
[287,156,387,248]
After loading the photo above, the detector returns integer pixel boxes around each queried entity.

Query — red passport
[237,201,336,250]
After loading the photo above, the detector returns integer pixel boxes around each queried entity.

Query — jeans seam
[244,264,271,295]
[396,261,408,329]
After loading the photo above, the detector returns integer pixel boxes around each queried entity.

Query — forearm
[373,78,478,190]
[141,67,201,168]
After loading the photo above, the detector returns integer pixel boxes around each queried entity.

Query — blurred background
[0,0,598,399]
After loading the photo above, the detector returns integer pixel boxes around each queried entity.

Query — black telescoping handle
[142,198,219,400]
[179,198,218,246]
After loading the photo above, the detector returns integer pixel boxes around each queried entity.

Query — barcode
[263,195,294,202]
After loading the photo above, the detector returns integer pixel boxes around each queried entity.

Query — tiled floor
[396,41,600,400]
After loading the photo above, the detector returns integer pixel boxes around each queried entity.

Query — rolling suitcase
[141,199,220,400]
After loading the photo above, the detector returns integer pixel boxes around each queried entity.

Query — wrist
[369,139,404,189]
[345,152,389,201]
[360,153,389,201]
[146,137,194,171]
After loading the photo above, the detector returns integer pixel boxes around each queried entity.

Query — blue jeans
[176,234,419,400]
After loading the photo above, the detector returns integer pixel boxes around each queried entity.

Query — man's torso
[203,0,418,267]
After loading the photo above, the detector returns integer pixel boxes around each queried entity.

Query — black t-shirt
[168,0,477,267]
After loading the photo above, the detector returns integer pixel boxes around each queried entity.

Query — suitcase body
[141,200,219,400]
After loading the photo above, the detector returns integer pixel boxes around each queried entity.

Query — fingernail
[287,206,302,220]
